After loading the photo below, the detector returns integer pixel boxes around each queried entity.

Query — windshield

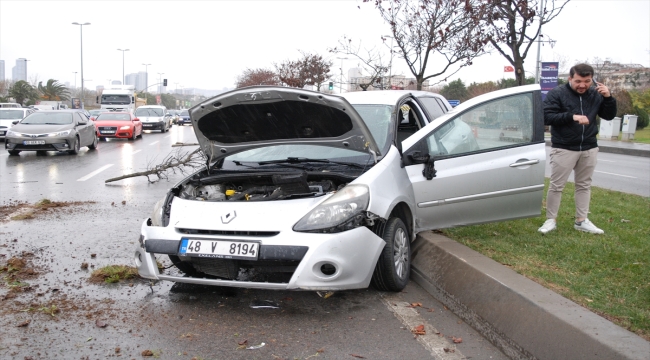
[135,108,164,117]
[180,110,189,116]
[101,94,131,105]
[96,113,131,121]
[351,104,393,152]
[227,145,371,166]
[89,110,103,116]
[0,109,25,120]
[21,112,73,125]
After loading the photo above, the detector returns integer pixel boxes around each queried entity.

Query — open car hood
[189,86,381,164]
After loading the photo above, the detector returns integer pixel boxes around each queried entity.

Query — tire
[88,133,98,149]
[138,128,143,138]
[168,255,197,275]
[8,150,21,156]
[99,136,107,141]
[129,130,136,141]
[371,217,410,292]
[68,136,80,155]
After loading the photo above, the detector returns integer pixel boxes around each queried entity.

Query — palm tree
[38,79,70,101]
[9,80,40,105]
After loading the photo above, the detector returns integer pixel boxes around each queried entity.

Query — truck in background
[97,85,145,113]
[34,101,68,110]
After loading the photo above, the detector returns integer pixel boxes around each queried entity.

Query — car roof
[339,90,447,105]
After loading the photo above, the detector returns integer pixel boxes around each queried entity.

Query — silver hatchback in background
[0,108,34,140]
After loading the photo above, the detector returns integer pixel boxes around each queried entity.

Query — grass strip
[441,180,649,340]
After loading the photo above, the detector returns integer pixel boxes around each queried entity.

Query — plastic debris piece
[249,300,279,309]
[246,342,266,350]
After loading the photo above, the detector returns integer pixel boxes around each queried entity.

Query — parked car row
[3,105,184,155]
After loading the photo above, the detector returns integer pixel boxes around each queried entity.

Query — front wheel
[371,217,410,292]
[8,150,20,156]
[68,136,80,155]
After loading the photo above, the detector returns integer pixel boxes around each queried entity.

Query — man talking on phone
[538,63,617,234]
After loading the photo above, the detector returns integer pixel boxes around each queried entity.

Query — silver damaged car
[135,85,546,292]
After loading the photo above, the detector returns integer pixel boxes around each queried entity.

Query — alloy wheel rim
[393,227,408,279]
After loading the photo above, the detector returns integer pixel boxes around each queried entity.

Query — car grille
[98,126,117,135]
[188,258,298,282]
[176,228,279,237]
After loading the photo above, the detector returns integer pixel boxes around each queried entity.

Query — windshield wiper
[258,157,365,169]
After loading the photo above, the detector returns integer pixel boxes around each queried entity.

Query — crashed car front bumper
[134,218,385,290]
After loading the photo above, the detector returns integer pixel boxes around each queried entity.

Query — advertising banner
[540,62,559,100]
[71,98,81,109]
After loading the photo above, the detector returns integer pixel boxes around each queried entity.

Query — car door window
[418,97,446,120]
[424,92,534,157]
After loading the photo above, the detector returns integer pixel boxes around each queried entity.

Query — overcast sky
[1,0,648,92]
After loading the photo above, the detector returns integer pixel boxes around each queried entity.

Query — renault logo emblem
[221,211,236,224]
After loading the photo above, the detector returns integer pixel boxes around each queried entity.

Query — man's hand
[573,115,589,125]
[594,81,611,97]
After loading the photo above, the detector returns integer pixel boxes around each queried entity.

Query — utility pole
[336,57,348,93]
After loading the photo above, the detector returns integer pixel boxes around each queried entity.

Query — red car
[94,112,143,141]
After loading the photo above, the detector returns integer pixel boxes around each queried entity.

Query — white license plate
[0,131,5,135]
[179,238,259,260]
[100,131,114,134]
[23,140,45,145]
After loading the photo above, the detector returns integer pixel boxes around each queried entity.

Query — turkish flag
[504,66,515,72]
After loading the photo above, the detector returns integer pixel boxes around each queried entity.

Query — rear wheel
[68,136,80,155]
[371,217,410,292]
[88,133,98,149]
[8,150,21,156]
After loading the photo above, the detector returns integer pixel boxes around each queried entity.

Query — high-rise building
[125,71,148,91]
[12,58,27,82]
[0,60,5,81]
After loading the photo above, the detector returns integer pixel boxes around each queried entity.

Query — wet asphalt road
[0,125,509,359]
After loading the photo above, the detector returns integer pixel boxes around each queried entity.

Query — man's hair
[569,64,594,78]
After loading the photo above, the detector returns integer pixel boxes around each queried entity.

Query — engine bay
[177,171,350,202]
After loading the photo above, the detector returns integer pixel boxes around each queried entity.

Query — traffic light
[163,79,167,86]
[328,81,333,90]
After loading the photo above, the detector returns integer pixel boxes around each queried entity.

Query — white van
[0,103,21,108]
[134,105,172,132]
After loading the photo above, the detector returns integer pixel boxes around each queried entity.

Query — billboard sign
[540,62,559,100]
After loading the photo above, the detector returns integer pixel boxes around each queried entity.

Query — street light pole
[72,22,90,109]
[72,72,77,89]
[117,49,129,85]
[384,35,394,89]
[336,57,348,93]
[142,63,151,92]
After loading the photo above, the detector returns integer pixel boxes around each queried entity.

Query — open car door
[401,85,546,232]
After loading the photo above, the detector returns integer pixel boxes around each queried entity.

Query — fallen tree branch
[105,147,204,183]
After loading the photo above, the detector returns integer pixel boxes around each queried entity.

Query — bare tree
[478,0,570,85]
[105,147,205,183]
[329,36,389,91]
[299,52,333,91]
[235,68,280,88]
[364,0,488,90]
[275,59,307,88]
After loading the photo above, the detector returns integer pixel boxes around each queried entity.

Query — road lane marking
[148,141,159,146]
[381,293,464,359]
[77,164,114,181]
[599,159,615,162]
[595,170,636,178]
[132,150,142,155]
[164,135,171,139]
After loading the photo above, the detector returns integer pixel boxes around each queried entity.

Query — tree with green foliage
[9,80,39,105]
[440,79,469,102]
[38,79,70,101]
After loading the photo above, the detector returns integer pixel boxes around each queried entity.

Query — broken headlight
[293,185,369,233]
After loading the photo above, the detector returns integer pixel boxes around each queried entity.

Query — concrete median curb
[410,232,650,360]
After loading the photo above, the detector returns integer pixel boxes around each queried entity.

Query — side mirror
[133,118,140,121]
[12,120,20,125]
[78,121,87,126]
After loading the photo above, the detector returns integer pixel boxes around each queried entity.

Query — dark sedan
[179,109,191,125]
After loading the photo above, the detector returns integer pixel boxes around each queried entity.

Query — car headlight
[6,130,20,137]
[293,184,369,233]
[150,198,165,226]
[120,126,130,130]
[47,130,71,137]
